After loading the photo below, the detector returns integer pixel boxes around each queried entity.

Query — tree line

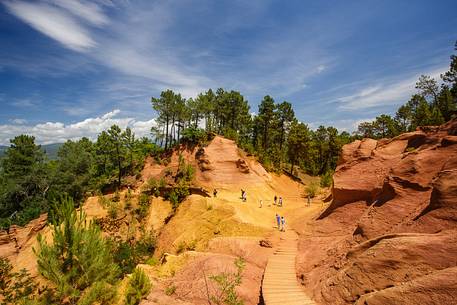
[0,128,159,228]
[151,89,353,177]
[356,41,457,139]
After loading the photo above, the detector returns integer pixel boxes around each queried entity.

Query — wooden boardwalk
[262,230,316,305]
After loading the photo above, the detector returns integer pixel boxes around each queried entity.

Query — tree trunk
[116,144,121,187]
[165,115,169,150]
[290,158,295,175]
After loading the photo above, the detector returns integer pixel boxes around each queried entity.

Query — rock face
[299,119,457,305]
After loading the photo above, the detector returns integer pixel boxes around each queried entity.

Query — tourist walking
[276,213,281,229]
[279,196,283,207]
[274,195,277,205]
[213,189,218,198]
[281,216,286,232]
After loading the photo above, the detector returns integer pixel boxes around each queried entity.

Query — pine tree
[34,197,119,304]
[124,268,152,305]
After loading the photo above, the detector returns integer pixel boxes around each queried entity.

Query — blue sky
[0,0,456,144]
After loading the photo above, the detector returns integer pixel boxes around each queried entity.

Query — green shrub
[320,170,334,188]
[159,177,166,188]
[77,281,117,305]
[136,194,150,220]
[180,127,208,145]
[136,230,156,257]
[98,195,110,208]
[125,268,151,305]
[305,181,319,198]
[34,197,120,304]
[142,178,160,197]
[0,257,37,305]
[112,189,120,202]
[108,202,119,219]
[208,257,245,305]
[139,193,149,206]
[167,190,180,209]
[145,257,159,266]
[175,239,197,254]
[165,284,176,296]
[111,240,137,275]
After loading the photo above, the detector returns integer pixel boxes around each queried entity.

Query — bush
[98,195,110,208]
[111,240,137,275]
[111,229,156,275]
[208,257,245,305]
[139,193,149,206]
[176,154,195,183]
[305,181,319,198]
[108,202,119,219]
[167,190,180,209]
[112,189,121,202]
[0,257,37,305]
[136,230,156,257]
[124,268,151,305]
[176,239,197,254]
[77,281,117,305]
[34,197,120,304]
[320,170,333,188]
[136,193,150,219]
[180,127,208,145]
[145,257,159,266]
[142,178,160,197]
[165,284,176,296]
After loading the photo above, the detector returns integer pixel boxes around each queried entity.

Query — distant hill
[0,143,63,160]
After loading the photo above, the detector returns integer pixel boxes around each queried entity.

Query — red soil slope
[296,119,457,305]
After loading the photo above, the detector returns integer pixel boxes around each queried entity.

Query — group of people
[273,195,283,207]
[275,213,286,231]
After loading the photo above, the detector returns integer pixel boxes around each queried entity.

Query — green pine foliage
[208,257,245,305]
[305,181,319,198]
[320,170,334,188]
[34,197,120,304]
[0,135,49,228]
[124,268,152,305]
[0,257,37,305]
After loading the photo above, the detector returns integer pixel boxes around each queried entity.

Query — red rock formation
[298,119,457,305]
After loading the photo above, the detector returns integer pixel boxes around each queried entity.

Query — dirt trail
[262,230,316,305]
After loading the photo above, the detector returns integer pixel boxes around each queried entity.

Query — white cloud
[3,0,101,51]
[0,109,156,145]
[10,118,28,124]
[51,0,109,26]
[309,117,375,132]
[9,98,38,108]
[337,67,446,110]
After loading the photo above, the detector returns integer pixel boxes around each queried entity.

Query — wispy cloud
[336,67,447,110]
[0,109,155,145]
[9,98,38,108]
[51,0,109,26]
[3,0,107,51]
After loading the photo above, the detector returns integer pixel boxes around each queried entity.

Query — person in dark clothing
[274,195,277,205]
[213,189,218,197]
